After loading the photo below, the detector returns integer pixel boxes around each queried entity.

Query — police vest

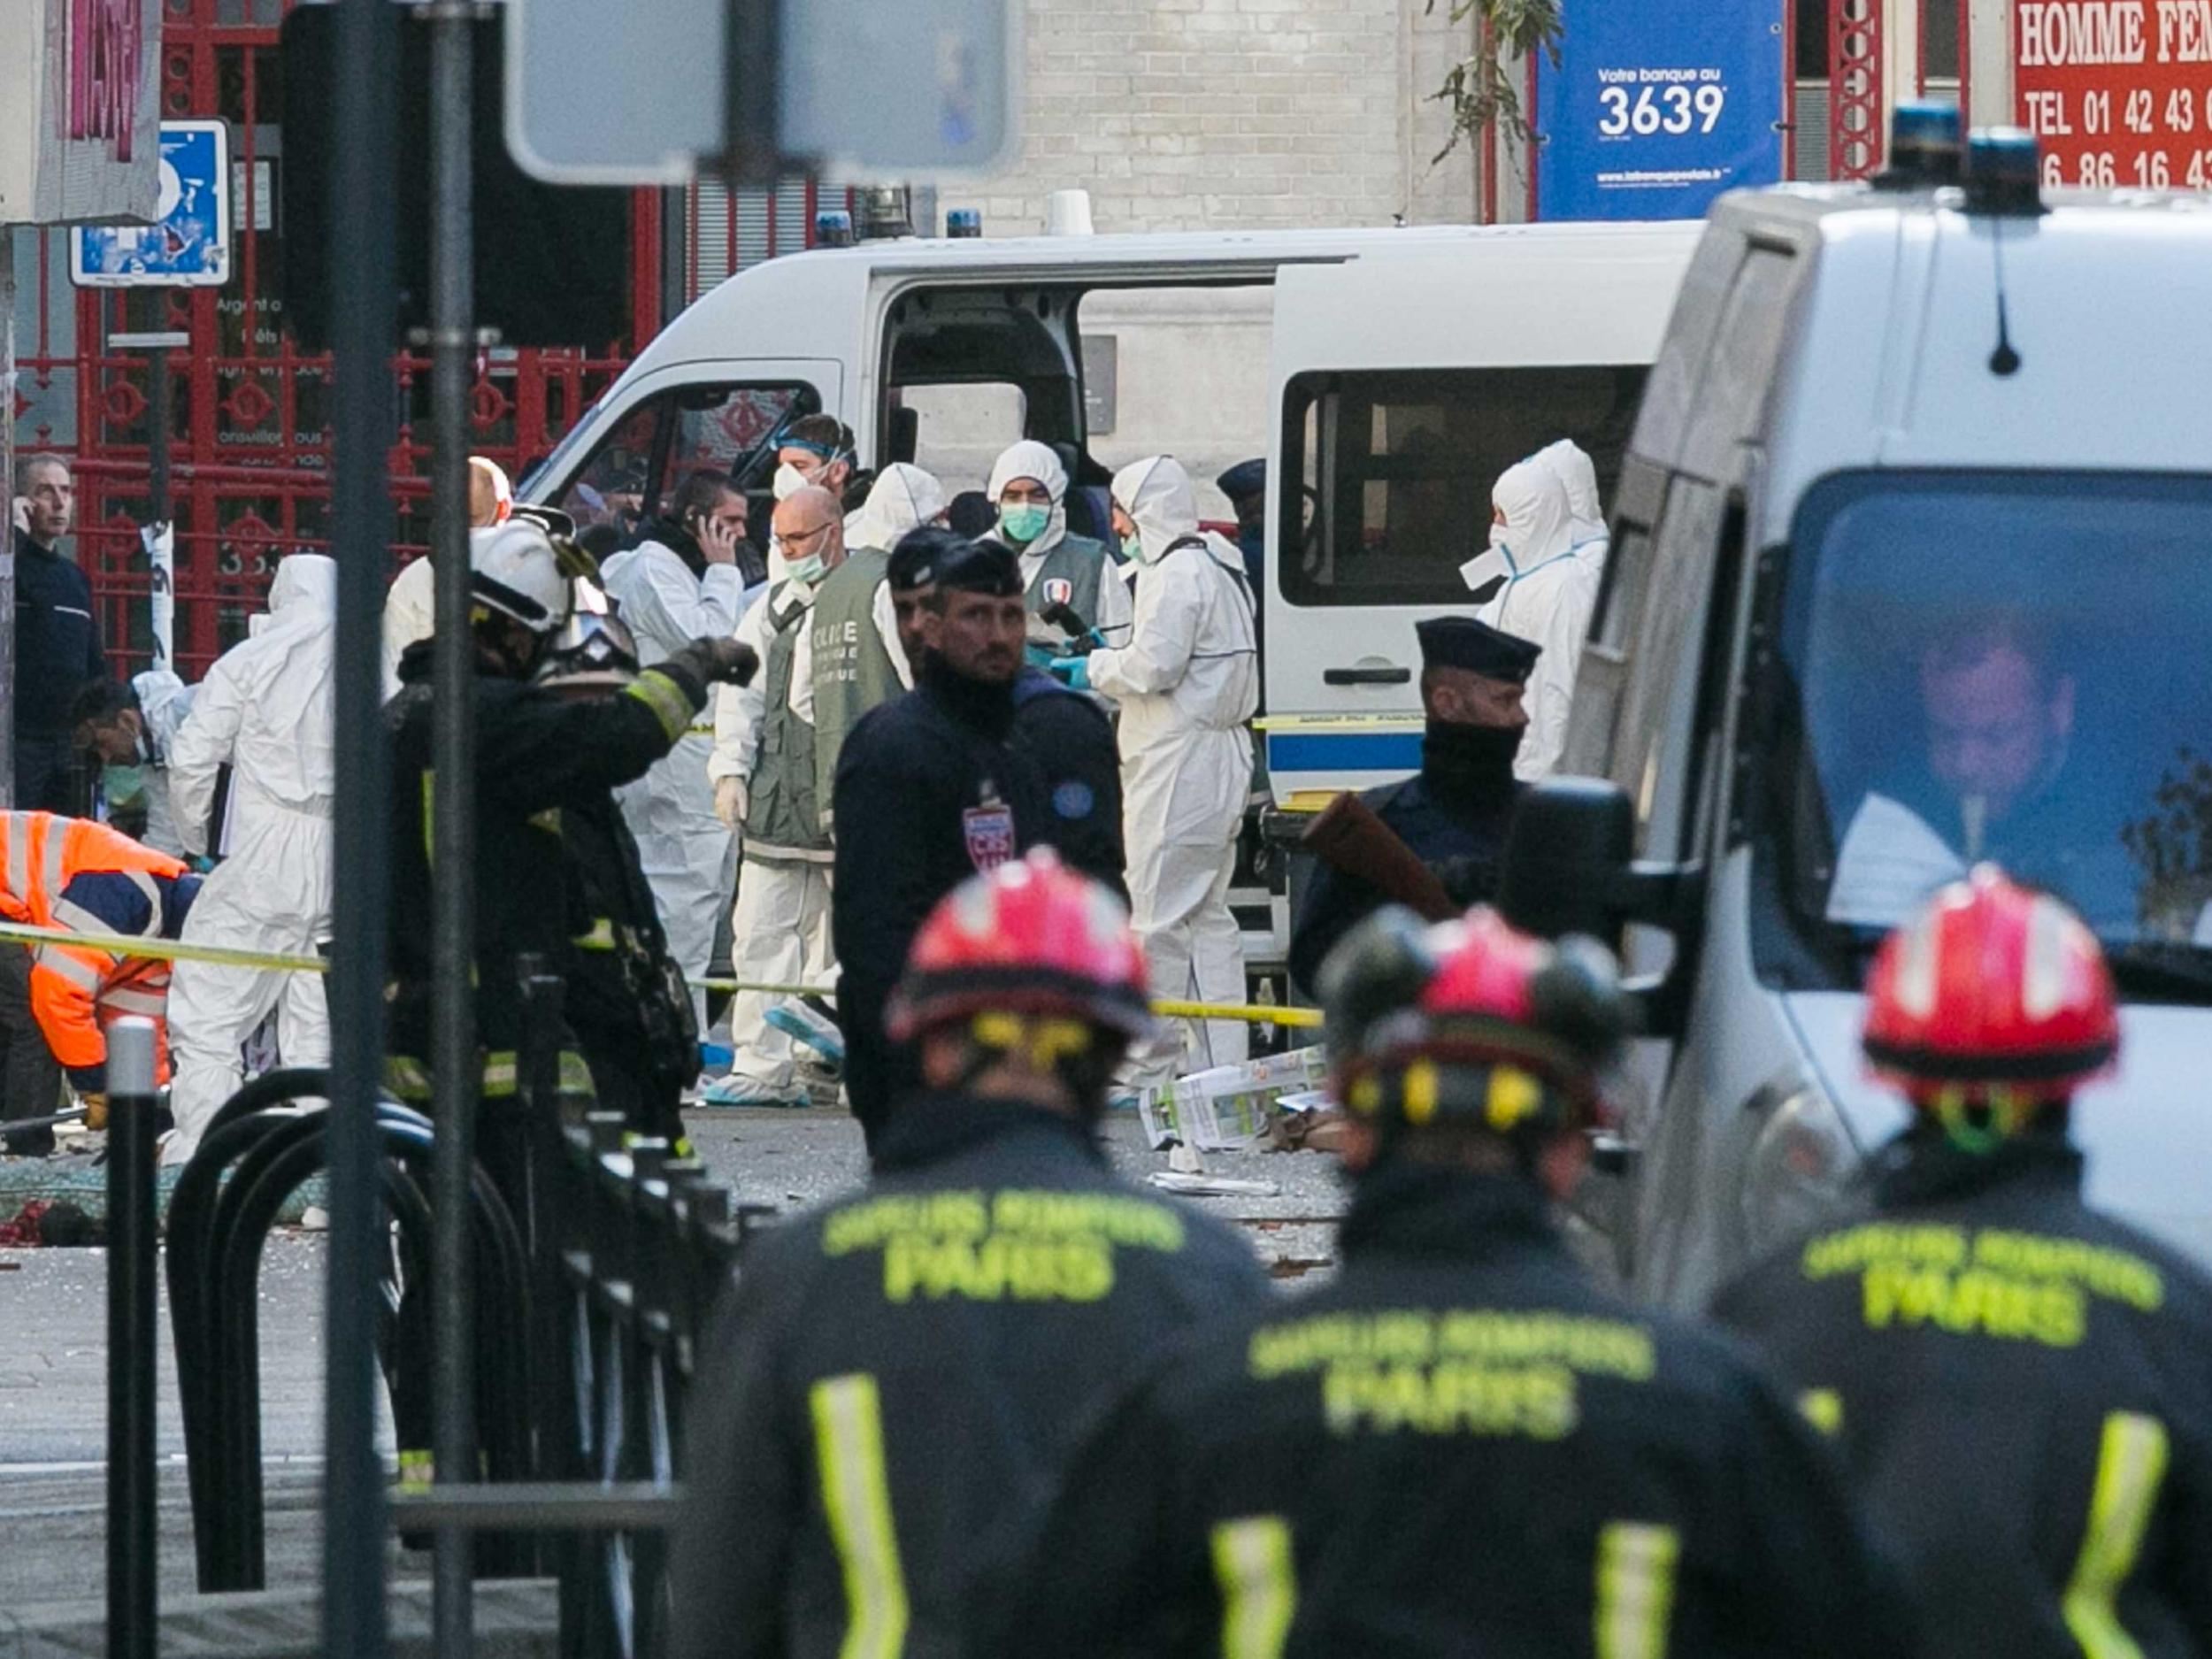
[809,549,904,821]
[1024,533,1111,643]
[741,583,832,864]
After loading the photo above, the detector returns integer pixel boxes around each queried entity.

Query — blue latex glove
[1048,656,1092,692]
[1085,626,1106,650]
[1025,642,1061,671]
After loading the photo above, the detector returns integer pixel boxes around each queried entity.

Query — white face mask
[773,463,811,502]
[1487,521,1512,553]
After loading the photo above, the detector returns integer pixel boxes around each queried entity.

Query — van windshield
[1770,470,2212,988]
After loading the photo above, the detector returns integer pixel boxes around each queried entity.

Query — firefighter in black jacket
[1714,866,2212,1659]
[529,599,701,1148]
[670,849,1271,1659]
[831,536,1059,1149]
[386,518,756,1202]
[979,907,1910,1658]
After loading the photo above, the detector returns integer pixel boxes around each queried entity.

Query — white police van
[520,213,1698,972]
[521,216,1698,793]
[1500,123,2212,1302]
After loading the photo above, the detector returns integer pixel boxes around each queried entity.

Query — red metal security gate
[12,0,661,680]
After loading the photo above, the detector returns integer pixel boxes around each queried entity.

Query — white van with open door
[521,218,1695,969]
[1498,141,2212,1304]
[1259,225,1699,802]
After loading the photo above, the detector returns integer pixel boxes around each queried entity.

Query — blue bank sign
[1534,0,1787,221]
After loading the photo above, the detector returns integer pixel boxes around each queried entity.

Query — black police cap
[1416,616,1540,683]
[1216,457,1266,502]
[887,526,969,594]
[930,535,1025,599]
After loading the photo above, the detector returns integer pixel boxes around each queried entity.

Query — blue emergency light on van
[1963,127,2045,217]
[814,210,856,248]
[1875,100,1962,189]
[947,209,983,239]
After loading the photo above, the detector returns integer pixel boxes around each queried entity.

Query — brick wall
[913,0,1484,234]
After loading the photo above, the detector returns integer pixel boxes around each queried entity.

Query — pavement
[0,1102,1349,1644]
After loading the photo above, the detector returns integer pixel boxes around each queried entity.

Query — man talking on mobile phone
[599,469,763,1039]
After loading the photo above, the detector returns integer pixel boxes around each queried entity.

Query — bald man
[703,486,844,1104]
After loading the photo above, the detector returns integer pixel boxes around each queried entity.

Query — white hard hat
[467,521,570,634]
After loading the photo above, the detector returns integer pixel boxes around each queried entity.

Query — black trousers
[0,945,63,1155]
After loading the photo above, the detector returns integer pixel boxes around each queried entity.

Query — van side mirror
[1496,779,1636,941]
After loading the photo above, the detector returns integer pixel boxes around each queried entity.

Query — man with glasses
[704,486,847,1107]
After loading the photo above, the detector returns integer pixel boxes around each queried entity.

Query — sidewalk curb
[4,1578,555,1658]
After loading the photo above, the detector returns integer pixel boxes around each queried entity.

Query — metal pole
[105,1018,158,1659]
[723,0,783,184]
[425,4,480,1654]
[109,332,190,678]
[1,234,16,810]
[325,0,400,1652]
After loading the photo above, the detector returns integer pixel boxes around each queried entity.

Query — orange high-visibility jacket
[0,812,189,1087]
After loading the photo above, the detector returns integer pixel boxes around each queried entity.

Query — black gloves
[670,636,760,688]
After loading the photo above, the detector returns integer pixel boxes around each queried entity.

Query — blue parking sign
[1534,0,1786,221]
[72,121,232,288]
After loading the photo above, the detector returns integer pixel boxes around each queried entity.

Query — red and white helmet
[887,849,1152,1043]
[1333,907,1631,1136]
[1863,865,2118,1109]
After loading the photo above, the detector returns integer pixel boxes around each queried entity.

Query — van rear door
[1261,231,1695,801]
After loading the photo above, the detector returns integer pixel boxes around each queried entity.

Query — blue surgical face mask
[1120,530,1147,566]
[999,501,1050,545]
[784,552,826,586]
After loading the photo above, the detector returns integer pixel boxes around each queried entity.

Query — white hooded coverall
[1478,457,1601,783]
[1087,457,1258,1093]
[844,462,946,556]
[599,535,749,1031]
[987,440,1136,649]
[1538,437,1609,557]
[163,554,338,1165]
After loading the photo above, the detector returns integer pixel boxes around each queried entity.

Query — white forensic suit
[1539,437,1609,558]
[129,669,196,858]
[600,533,749,1031]
[1477,457,1601,782]
[987,440,1136,650]
[1087,457,1259,1094]
[707,577,834,1101]
[380,556,435,700]
[163,555,338,1166]
[844,462,946,557]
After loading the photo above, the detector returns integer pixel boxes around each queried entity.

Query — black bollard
[106,1018,159,1659]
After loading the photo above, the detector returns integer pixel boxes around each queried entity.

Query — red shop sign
[2015,1,2212,189]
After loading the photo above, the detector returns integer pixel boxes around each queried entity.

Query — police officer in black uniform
[831,537,1059,1150]
[529,602,701,1148]
[1288,617,1535,997]
[1714,867,2212,1659]
[886,527,1125,898]
[386,518,756,1202]
[980,907,1909,1658]
[670,850,1269,1659]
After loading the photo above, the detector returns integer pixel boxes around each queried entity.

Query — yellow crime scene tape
[0,922,1320,1027]
[695,978,1320,1028]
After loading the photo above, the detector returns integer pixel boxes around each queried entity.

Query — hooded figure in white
[600,505,749,1031]
[1087,456,1259,1093]
[1539,438,1609,557]
[163,554,338,1166]
[1477,457,1600,782]
[987,440,1135,651]
[844,463,946,557]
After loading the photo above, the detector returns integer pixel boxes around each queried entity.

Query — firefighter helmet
[887,849,1153,1044]
[1863,864,2118,1111]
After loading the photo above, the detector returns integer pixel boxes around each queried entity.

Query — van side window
[1279,366,1647,609]
[1609,476,1726,859]
[1592,522,1655,658]
[554,381,821,537]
